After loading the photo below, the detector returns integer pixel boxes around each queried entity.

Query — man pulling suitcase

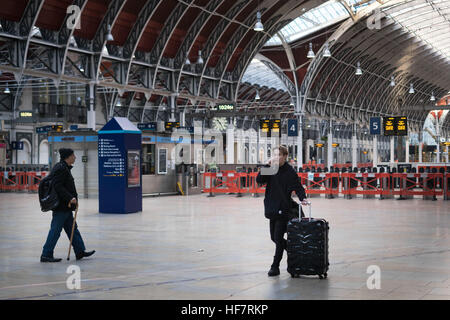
[256,146,309,277]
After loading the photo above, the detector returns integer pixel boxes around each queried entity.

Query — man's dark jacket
[256,162,306,220]
[51,160,78,212]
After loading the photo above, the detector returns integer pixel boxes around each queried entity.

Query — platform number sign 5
[370,117,381,135]
[287,119,298,137]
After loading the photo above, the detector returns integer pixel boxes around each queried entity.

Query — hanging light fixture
[4,83,10,94]
[409,83,415,94]
[116,99,122,107]
[185,57,191,65]
[323,43,331,58]
[255,90,260,100]
[197,50,203,64]
[307,42,315,59]
[390,76,395,87]
[355,62,362,75]
[254,11,264,32]
[430,92,435,101]
[106,24,114,41]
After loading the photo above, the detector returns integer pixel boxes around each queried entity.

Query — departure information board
[383,116,408,136]
[165,121,180,131]
[383,117,396,136]
[396,116,408,136]
[259,119,281,137]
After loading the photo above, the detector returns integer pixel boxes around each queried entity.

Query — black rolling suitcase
[287,203,329,279]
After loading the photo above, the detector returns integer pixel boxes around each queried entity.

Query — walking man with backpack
[40,148,95,262]
[256,146,309,276]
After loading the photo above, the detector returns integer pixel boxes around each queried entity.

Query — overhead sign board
[396,116,408,136]
[383,117,396,136]
[138,122,157,131]
[383,116,408,136]
[36,125,63,134]
[370,117,381,135]
[287,119,298,137]
[211,104,234,111]
[164,121,180,131]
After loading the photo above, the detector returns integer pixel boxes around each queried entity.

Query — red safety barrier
[391,173,444,197]
[203,171,248,195]
[341,173,389,197]
[16,171,28,192]
[298,172,340,196]
[248,172,266,194]
[1,171,18,192]
[202,172,215,194]
[445,173,450,200]
[27,171,46,192]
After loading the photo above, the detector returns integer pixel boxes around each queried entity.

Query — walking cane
[67,202,79,261]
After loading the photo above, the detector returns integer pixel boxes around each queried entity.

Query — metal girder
[174,0,225,89]
[56,0,89,81]
[195,0,250,97]
[3,0,45,71]
[117,0,164,87]
[151,0,195,89]
[259,59,295,96]
[92,0,127,81]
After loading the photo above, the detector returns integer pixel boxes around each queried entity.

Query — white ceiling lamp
[355,62,362,75]
[4,83,10,94]
[185,57,191,65]
[323,43,331,58]
[197,50,203,64]
[254,11,264,32]
[255,90,260,100]
[390,76,395,87]
[430,92,435,101]
[409,83,415,94]
[116,99,122,107]
[79,65,84,73]
[307,42,315,59]
[106,24,114,42]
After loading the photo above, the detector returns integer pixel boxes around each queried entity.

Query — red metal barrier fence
[201,171,449,200]
[0,171,48,193]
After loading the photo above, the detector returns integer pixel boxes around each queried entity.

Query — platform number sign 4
[370,117,381,135]
[287,119,298,137]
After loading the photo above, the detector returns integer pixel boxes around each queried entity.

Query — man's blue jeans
[42,211,86,258]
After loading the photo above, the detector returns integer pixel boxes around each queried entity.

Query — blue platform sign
[370,117,381,135]
[98,117,142,214]
[287,119,298,137]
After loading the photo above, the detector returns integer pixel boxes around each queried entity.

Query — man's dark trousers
[270,217,288,268]
[42,211,86,258]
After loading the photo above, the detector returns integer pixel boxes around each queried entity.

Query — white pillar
[418,131,423,163]
[373,135,378,167]
[327,120,333,169]
[405,137,410,163]
[226,124,234,164]
[390,136,395,164]
[297,114,303,170]
[352,124,357,168]
[87,83,96,130]
[435,120,441,163]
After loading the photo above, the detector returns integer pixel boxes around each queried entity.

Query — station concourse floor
[0,192,449,300]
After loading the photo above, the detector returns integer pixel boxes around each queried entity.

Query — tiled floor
[0,192,449,300]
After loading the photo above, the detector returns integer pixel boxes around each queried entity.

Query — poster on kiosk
[98,117,142,214]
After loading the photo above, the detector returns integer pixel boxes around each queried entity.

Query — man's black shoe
[76,250,95,260]
[40,256,62,263]
[268,267,280,277]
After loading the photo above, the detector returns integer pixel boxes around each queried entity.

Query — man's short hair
[278,145,288,156]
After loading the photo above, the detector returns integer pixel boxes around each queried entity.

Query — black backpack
[38,173,60,212]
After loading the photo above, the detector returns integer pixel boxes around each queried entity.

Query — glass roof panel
[383,0,450,61]
[241,58,287,91]
[264,0,375,46]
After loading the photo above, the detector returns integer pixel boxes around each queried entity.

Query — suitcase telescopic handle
[303,200,312,220]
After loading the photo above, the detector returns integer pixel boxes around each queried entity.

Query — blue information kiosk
[98,117,142,214]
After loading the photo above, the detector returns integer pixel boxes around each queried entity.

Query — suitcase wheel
[318,273,327,279]
[319,274,323,279]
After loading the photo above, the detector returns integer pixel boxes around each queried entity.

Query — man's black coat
[256,162,306,220]
[51,160,78,212]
